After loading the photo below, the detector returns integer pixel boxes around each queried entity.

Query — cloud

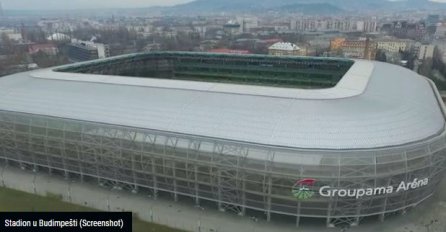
[1,0,193,10]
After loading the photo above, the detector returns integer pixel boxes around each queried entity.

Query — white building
[376,39,411,53]
[0,28,22,41]
[363,20,378,33]
[47,33,70,41]
[293,18,377,33]
[268,42,306,56]
[418,45,435,60]
[435,23,446,39]
[237,17,258,33]
[356,21,365,32]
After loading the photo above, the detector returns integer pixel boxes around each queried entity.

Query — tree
[0,32,13,54]
[432,46,446,76]
[419,58,433,77]
[31,51,68,68]
[399,50,416,70]
[375,49,387,62]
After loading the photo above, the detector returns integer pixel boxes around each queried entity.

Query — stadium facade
[0,52,445,227]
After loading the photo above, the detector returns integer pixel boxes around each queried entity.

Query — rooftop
[0,52,444,150]
[268,42,300,51]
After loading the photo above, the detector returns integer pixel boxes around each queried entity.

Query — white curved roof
[0,60,444,150]
[269,42,300,51]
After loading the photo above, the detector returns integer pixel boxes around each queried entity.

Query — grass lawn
[0,187,186,232]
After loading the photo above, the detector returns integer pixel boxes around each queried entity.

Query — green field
[0,187,185,232]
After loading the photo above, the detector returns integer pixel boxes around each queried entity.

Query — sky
[1,0,194,10]
[2,0,446,11]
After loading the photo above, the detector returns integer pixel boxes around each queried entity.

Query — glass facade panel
[0,110,445,222]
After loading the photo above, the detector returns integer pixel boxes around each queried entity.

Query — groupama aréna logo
[291,178,316,200]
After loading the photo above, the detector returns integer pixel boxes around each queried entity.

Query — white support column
[62,125,69,179]
[326,202,334,227]
[173,160,178,202]
[131,153,138,193]
[263,151,274,222]
[194,164,200,205]
[240,177,246,216]
[380,178,392,222]
[296,202,301,227]
[266,174,272,222]
[95,150,101,185]
[217,169,223,211]
[77,146,84,183]
[151,156,158,200]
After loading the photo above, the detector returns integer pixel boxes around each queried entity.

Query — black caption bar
[0,212,132,232]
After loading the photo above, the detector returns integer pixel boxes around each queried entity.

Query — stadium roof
[0,54,444,150]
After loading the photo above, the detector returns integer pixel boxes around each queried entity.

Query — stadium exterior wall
[1,108,446,227]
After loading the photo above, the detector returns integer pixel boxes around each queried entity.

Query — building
[223,20,242,35]
[330,37,346,51]
[0,28,23,41]
[418,44,435,60]
[375,38,411,54]
[47,33,70,42]
[293,19,377,33]
[237,17,258,33]
[0,52,445,228]
[384,21,428,41]
[307,39,331,55]
[353,20,378,33]
[341,38,377,60]
[427,15,440,27]
[67,39,110,62]
[363,20,378,33]
[193,25,207,39]
[268,42,306,56]
[435,23,446,39]
[28,43,58,55]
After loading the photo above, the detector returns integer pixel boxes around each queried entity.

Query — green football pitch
[0,187,185,232]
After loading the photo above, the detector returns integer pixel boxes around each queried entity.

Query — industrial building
[67,39,110,62]
[0,52,445,227]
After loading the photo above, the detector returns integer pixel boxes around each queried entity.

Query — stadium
[0,52,446,227]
